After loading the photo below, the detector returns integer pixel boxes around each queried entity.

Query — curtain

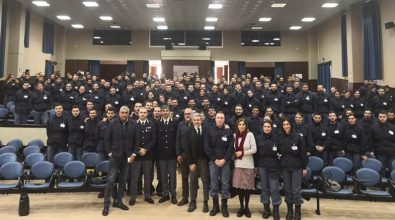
[24,9,30,48]
[0,0,8,77]
[42,21,55,55]
[363,0,382,80]
[318,62,332,92]
[274,62,285,76]
[341,14,348,77]
[45,60,54,78]
[127,60,134,73]
[88,60,101,76]
[210,61,215,77]
[143,61,149,74]
[237,61,246,76]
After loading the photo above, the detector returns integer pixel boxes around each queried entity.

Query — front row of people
[102,105,308,220]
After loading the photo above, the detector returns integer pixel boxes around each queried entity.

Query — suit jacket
[155,118,179,160]
[185,125,208,165]
[134,119,157,160]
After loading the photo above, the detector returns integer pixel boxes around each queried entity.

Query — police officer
[14,82,33,124]
[67,105,84,160]
[46,103,68,162]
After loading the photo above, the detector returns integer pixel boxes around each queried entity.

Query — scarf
[235,131,247,160]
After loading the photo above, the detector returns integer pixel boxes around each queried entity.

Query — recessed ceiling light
[208,4,222,9]
[56,15,71,20]
[100,16,113,21]
[178,43,186,46]
[82,1,99,7]
[289,26,302,30]
[157,25,168,30]
[273,38,280,41]
[252,39,260,43]
[204,26,215,30]
[270,42,275,45]
[251,26,263,30]
[71,24,84,29]
[202,37,211,41]
[264,42,270,45]
[32,1,50,7]
[163,37,172,40]
[110,25,121,29]
[271,3,287,8]
[146,3,160,8]
[206,17,218,22]
[93,36,101,39]
[241,42,245,45]
[153,17,165,22]
[322,3,339,8]
[259,17,272,22]
[301,17,316,22]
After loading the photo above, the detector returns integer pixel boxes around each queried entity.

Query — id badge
[291,145,298,151]
[222,136,228,142]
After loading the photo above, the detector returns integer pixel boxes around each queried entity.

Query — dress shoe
[244,208,251,218]
[102,206,109,216]
[145,198,155,204]
[177,199,188,206]
[203,201,209,213]
[97,191,104,198]
[237,208,244,217]
[171,197,177,204]
[115,202,129,210]
[188,201,197,212]
[129,199,136,206]
[158,195,170,203]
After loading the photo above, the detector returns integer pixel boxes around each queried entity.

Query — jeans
[104,157,128,208]
[32,110,49,125]
[258,167,281,205]
[282,168,303,205]
[68,146,83,161]
[209,160,231,199]
[190,158,210,202]
[14,113,29,124]
[159,159,177,197]
[345,153,362,174]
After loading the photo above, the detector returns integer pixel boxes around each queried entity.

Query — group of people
[3,70,395,219]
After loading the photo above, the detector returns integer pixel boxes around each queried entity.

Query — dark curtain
[210,61,215,77]
[127,60,134,73]
[42,21,55,55]
[143,61,149,74]
[341,14,348,77]
[318,62,332,92]
[237,61,246,76]
[88,60,101,76]
[0,0,8,77]
[274,62,285,76]
[45,60,54,78]
[363,0,382,80]
[24,9,30,48]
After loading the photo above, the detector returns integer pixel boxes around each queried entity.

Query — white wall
[380,0,395,87]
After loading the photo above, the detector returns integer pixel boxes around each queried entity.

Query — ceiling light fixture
[271,3,287,8]
[259,17,272,22]
[82,1,99,7]
[100,16,113,21]
[322,3,339,8]
[252,39,260,43]
[208,4,223,9]
[157,25,168,30]
[56,15,71,20]
[301,17,316,22]
[289,26,302,30]
[71,24,84,29]
[251,26,263,30]
[273,38,280,41]
[153,17,165,22]
[93,36,101,39]
[206,17,218,22]
[204,26,215,30]
[32,1,50,7]
[202,37,211,40]
[146,3,160,8]
[110,25,121,29]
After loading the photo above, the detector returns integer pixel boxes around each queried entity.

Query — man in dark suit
[185,113,210,213]
[156,105,179,204]
[102,106,139,216]
[129,107,157,205]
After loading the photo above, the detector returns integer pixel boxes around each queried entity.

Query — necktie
[197,127,201,136]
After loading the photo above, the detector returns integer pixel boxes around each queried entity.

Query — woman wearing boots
[232,118,257,218]
[256,120,281,220]
[278,119,308,220]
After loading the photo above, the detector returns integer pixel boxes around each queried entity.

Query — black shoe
[177,199,188,206]
[294,205,301,220]
[145,198,155,204]
[129,199,136,206]
[115,202,129,211]
[102,206,109,216]
[273,205,280,220]
[263,204,271,219]
[157,192,164,197]
[98,191,104,198]
[188,201,197,212]
[210,198,220,216]
[203,201,209,213]
[244,208,251,218]
[221,199,229,218]
[237,208,244,217]
[286,204,293,220]
[171,197,177,204]
[158,195,170,203]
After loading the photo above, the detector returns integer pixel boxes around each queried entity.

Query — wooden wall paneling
[100,64,127,81]
[161,60,211,79]
[65,60,88,75]
[284,62,309,82]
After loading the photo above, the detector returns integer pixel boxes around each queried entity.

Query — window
[241,31,281,47]
[150,30,222,46]
[150,30,185,46]
[93,30,132,45]
[185,31,222,46]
